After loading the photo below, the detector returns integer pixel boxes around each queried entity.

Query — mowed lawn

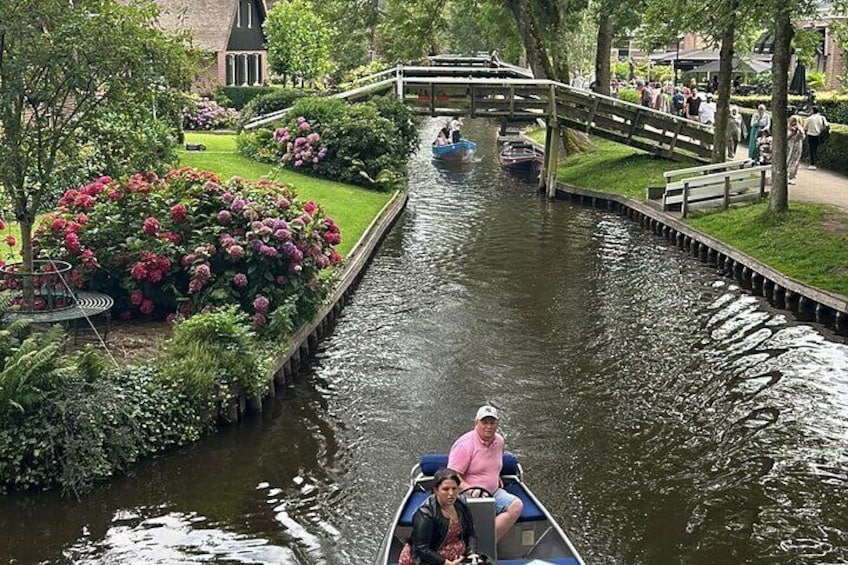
[180,132,394,257]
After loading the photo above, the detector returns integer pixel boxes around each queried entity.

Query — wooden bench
[663,159,755,185]
[662,165,770,217]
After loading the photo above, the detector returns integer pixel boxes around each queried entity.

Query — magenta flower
[143,216,161,236]
[253,295,270,313]
[228,245,245,260]
[170,204,187,224]
[140,299,155,315]
[233,273,248,287]
[253,313,266,326]
[130,290,144,306]
[217,210,232,225]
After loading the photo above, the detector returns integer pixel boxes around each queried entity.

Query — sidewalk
[790,166,848,211]
[733,146,848,211]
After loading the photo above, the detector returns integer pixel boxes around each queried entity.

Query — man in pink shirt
[447,405,523,541]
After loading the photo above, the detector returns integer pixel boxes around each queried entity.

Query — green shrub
[0,364,209,495]
[217,86,272,110]
[158,307,264,400]
[0,323,72,420]
[238,96,412,190]
[816,124,848,173]
[368,95,420,156]
[617,88,641,105]
[236,87,313,129]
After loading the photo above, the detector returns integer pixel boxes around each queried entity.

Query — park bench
[5,290,114,342]
[661,160,770,217]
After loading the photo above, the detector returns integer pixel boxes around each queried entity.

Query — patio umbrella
[789,62,807,95]
[691,57,771,74]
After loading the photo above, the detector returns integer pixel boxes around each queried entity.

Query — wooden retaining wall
[221,190,409,422]
[552,183,848,334]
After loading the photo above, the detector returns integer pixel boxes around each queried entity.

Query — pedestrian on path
[726,105,746,159]
[804,106,829,169]
[787,115,806,184]
[748,105,771,160]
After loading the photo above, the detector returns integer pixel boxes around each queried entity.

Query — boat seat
[398,483,544,526]
[504,482,545,522]
[497,559,581,565]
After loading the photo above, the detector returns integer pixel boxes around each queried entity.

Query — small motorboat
[432,139,477,162]
[374,453,586,565]
[500,141,542,170]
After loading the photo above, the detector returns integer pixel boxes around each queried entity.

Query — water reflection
[1,119,847,565]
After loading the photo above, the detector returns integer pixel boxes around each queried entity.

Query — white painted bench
[664,158,755,182]
[663,165,770,217]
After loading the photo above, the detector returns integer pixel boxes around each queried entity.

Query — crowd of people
[744,104,829,184]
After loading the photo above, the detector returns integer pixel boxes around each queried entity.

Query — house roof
[150,0,268,52]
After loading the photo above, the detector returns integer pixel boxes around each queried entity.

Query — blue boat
[374,453,586,565]
[432,139,477,162]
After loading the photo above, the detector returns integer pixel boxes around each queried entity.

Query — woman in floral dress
[399,468,478,565]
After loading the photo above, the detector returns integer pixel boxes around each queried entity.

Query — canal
[1,119,847,564]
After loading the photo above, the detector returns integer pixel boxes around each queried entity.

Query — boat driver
[447,405,523,541]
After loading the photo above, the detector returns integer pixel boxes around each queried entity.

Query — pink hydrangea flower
[171,204,187,224]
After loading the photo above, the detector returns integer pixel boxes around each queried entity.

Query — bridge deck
[245,63,714,162]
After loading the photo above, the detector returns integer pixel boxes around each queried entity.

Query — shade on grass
[180,132,394,257]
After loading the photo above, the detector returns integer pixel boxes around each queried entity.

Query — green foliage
[158,307,264,400]
[0,321,71,420]
[264,0,334,83]
[816,124,848,175]
[807,71,826,90]
[0,0,192,260]
[238,96,413,190]
[446,0,523,63]
[617,88,642,104]
[0,365,209,495]
[237,88,313,129]
[377,0,448,62]
[217,86,272,110]
[367,95,420,156]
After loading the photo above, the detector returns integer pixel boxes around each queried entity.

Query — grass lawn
[180,132,394,257]
[529,129,848,297]
[525,132,694,200]
[688,202,848,296]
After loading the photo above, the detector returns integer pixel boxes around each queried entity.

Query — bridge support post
[395,63,404,99]
[544,122,560,199]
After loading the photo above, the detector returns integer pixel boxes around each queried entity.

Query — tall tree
[592,0,646,96]
[265,0,334,85]
[307,0,382,75]
[0,0,190,282]
[377,0,449,62]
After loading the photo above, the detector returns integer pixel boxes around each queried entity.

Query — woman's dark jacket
[408,494,478,564]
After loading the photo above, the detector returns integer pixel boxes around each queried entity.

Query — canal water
[2,119,847,564]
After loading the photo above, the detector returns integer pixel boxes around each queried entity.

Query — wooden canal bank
[219,190,409,422]
[552,182,848,334]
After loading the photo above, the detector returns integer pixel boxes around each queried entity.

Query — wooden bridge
[244,58,715,196]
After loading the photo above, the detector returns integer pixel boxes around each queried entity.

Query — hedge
[732,93,848,124]
[215,86,273,110]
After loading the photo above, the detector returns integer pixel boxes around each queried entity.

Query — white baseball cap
[475,405,499,421]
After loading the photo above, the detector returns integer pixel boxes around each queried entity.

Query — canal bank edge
[551,182,848,333]
[221,188,409,421]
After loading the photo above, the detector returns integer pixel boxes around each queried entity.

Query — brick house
[152,0,271,90]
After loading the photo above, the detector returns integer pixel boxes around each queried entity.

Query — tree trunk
[594,13,613,96]
[19,219,34,309]
[506,0,554,79]
[769,8,793,213]
[713,9,736,163]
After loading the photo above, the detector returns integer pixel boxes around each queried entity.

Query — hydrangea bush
[182,97,239,130]
[35,168,342,327]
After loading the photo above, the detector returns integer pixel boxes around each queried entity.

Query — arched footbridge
[245,59,715,195]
